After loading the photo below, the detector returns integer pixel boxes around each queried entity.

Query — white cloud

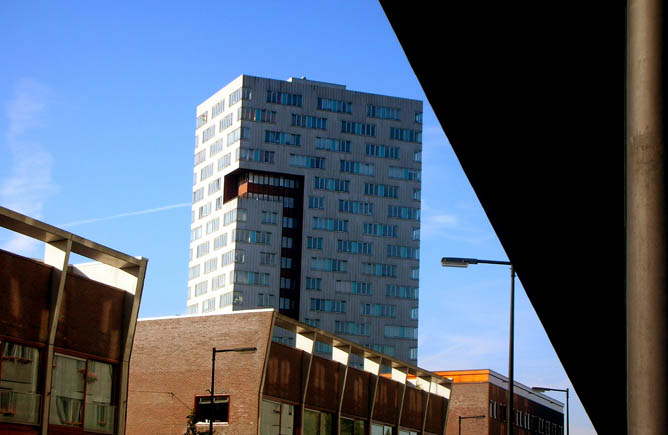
[0,142,55,216]
[6,79,49,139]
[421,212,459,234]
[1,78,56,257]
[420,202,458,228]
[429,213,458,226]
[420,209,495,245]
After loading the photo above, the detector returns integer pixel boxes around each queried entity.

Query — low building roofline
[0,206,145,269]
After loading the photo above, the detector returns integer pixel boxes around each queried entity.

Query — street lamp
[209,347,257,435]
[441,257,515,435]
[532,386,569,435]
[458,415,485,435]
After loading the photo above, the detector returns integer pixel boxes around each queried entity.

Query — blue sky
[0,1,594,433]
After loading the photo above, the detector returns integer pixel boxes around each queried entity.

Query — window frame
[0,338,44,427]
[48,350,118,433]
[193,394,230,426]
[260,399,295,434]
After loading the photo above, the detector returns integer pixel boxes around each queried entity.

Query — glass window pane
[304,409,320,434]
[341,418,354,435]
[354,420,366,435]
[84,360,115,433]
[50,354,86,427]
[280,403,294,435]
[260,400,281,435]
[0,342,41,425]
[320,412,333,434]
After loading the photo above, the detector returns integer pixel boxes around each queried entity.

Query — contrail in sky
[58,203,191,228]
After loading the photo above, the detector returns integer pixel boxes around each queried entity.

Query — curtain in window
[50,354,85,426]
[84,360,114,433]
[0,342,40,424]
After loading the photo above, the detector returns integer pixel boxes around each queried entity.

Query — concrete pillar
[627,0,667,433]
[41,238,72,435]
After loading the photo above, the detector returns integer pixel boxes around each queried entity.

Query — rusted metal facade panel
[263,342,303,403]
[54,272,126,362]
[425,395,446,434]
[400,386,426,430]
[373,376,401,425]
[0,250,52,343]
[305,356,342,412]
[341,368,371,418]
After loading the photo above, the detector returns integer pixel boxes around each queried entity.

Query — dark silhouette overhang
[379,3,625,434]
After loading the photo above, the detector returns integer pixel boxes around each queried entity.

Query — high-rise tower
[188,75,422,363]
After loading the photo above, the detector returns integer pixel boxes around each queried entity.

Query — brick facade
[127,311,273,435]
[127,311,450,434]
[444,383,489,435]
[438,370,564,435]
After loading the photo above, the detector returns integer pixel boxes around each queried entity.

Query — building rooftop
[435,369,564,411]
[287,76,347,89]
[139,309,452,397]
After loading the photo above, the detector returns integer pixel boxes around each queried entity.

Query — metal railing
[0,390,41,425]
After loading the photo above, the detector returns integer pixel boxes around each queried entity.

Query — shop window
[341,418,365,435]
[371,423,393,435]
[195,395,229,425]
[49,354,115,433]
[304,409,334,434]
[260,400,293,435]
[0,341,41,425]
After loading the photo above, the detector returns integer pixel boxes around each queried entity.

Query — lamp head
[441,257,479,268]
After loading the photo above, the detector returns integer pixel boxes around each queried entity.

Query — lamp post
[458,415,485,435]
[441,257,515,435]
[532,387,569,435]
[209,347,257,435]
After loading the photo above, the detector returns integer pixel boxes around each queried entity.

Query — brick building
[127,310,451,435]
[0,206,148,434]
[435,370,563,435]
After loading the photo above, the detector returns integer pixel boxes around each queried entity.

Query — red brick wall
[126,311,273,435]
[127,311,449,434]
[444,383,489,435]
[445,381,564,435]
